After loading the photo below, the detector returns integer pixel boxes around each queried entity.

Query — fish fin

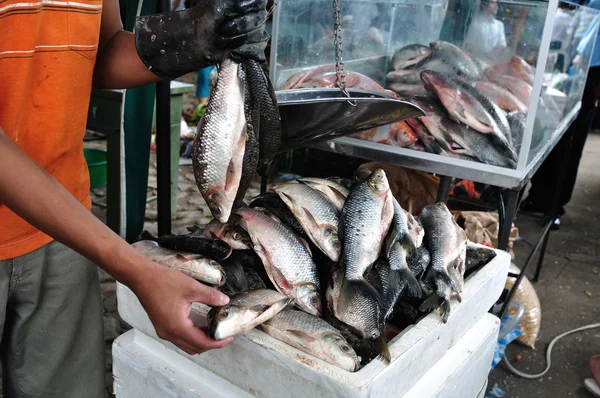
[264,259,293,293]
[286,329,318,345]
[384,228,399,258]
[375,335,391,364]
[440,299,451,323]
[338,279,382,316]
[248,304,269,313]
[418,293,441,312]
[400,265,422,299]
[241,298,291,333]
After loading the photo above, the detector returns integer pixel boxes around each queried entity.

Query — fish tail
[418,294,440,312]
[399,266,422,299]
[440,299,451,323]
[375,335,391,364]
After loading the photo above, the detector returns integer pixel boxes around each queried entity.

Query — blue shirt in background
[578,0,600,67]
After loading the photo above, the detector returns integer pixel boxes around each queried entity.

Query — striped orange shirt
[0,0,102,260]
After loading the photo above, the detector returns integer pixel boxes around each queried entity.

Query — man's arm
[0,126,232,354]
[92,0,162,89]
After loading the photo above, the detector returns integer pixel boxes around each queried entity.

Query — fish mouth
[205,190,232,223]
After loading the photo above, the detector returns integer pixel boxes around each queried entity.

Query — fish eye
[341,345,351,353]
[232,232,241,240]
[324,228,333,236]
[311,296,319,305]
[370,331,379,339]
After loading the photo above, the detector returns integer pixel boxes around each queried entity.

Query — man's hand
[134,0,269,80]
[132,262,233,354]
[0,126,232,354]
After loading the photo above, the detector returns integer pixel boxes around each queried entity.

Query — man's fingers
[219,10,267,36]
[180,319,234,351]
[191,281,230,307]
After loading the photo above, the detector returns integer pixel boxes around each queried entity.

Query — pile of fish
[134,169,497,371]
[384,41,536,167]
[192,57,282,223]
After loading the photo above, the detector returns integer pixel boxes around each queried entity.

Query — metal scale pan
[275,88,425,152]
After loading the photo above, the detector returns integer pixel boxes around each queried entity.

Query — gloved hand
[135,0,269,80]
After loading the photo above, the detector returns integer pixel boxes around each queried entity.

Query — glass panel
[527,1,600,163]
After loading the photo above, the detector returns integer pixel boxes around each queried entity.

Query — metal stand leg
[497,189,519,251]
[436,175,452,203]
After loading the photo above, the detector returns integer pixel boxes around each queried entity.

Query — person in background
[521,0,600,230]
[196,66,216,105]
[464,0,507,61]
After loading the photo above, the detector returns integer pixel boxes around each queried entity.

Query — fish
[296,177,348,211]
[335,169,394,362]
[140,230,232,261]
[249,192,308,240]
[352,122,419,148]
[489,59,534,85]
[340,168,394,280]
[200,218,252,251]
[465,243,496,277]
[406,117,443,154]
[388,83,429,97]
[392,44,432,70]
[221,261,249,295]
[418,203,467,322]
[473,81,528,113]
[271,182,341,262]
[279,64,336,90]
[234,207,322,316]
[507,111,526,155]
[322,309,378,367]
[245,59,282,176]
[234,66,260,207]
[207,289,291,340]
[223,249,274,290]
[428,40,481,79]
[407,245,430,277]
[326,177,355,190]
[385,197,424,257]
[484,69,532,106]
[260,310,360,372]
[387,69,423,85]
[511,55,535,78]
[132,240,226,286]
[192,58,247,222]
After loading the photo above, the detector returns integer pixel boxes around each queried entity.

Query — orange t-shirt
[0,0,102,260]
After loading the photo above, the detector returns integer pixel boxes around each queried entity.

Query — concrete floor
[488,133,600,397]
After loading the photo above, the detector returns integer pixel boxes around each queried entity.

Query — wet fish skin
[249,193,308,240]
[234,207,322,316]
[473,81,528,113]
[392,44,432,70]
[484,69,532,105]
[245,59,282,176]
[192,58,247,223]
[507,111,526,155]
[234,68,260,208]
[406,118,443,154]
[419,203,468,322]
[223,249,274,290]
[140,230,232,261]
[387,69,423,85]
[221,261,249,295]
[465,243,496,277]
[340,168,394,280]
[428,40,480,79]
[408,245,430,277]
[297,177,349,211]
[388,83,429,97]
[200,218,252,251]
[272,182,341,262]
[207,289,291,340]
[325,177,355,190]
[260,310,360,372]
[132,240,226,286]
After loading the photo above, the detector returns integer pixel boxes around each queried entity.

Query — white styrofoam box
[117,247,509,398]
[113,329,252,398]
[404,313,499,398]
[113,314,499,398]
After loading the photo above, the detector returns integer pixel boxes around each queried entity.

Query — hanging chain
[332,0,356,105]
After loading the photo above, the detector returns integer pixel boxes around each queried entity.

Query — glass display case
[270,0,600,188]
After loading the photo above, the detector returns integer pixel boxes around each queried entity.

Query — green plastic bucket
[84,148,107,189]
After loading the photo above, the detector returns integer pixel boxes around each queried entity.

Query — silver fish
[392,44,432,70]
[207,289,291,340]
[260,310,360,372]
[296,177,349,212]
[340,168,394,280]
[429,40,481,79]
[272,182,341,262]
[418,203,467,322]
[192,58,247,222]
[200,217,252,250]
[234,207,322,316]
[132,240,225,286]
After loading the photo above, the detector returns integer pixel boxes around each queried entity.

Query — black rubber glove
[135,0,269,80]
